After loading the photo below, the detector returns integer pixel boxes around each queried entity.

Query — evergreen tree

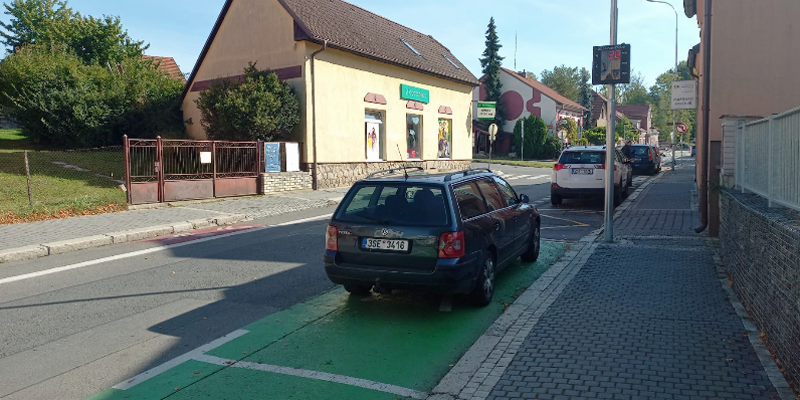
[578,67,593,130]
[479,17,505,127]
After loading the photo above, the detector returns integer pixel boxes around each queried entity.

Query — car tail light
[553,163,565,171]
[326,225,338,251]
[648,151,653,161]
[600,164,618,171]
[438,231,465,258]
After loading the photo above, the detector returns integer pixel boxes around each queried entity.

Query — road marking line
[194,354,428,399]
[0,214,333,286]
[113,329,250,390]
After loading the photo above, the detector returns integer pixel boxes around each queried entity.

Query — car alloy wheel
[471,253,495,306]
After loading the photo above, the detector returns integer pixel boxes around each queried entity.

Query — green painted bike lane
[89,242,567,400]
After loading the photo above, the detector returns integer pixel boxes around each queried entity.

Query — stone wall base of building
[720,189,800,391]
[311,160,472,189]
[260,172,312,194]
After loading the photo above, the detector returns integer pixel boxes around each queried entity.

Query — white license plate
[362,238,409,252]
[571,169,593,175]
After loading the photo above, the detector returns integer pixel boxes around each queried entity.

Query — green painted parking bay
[90,242,567,400]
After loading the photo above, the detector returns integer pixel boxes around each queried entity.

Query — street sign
[488,123,498,142]
[671,80,697,110]
[592,44,631,85]
[477,102,497,120]
[676,123,688,134]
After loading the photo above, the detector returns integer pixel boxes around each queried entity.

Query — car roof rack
[444,167,493,181]
[365,166,424,179]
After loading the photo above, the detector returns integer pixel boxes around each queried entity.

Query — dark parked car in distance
[630,144,661,175]
[324,167,541,306]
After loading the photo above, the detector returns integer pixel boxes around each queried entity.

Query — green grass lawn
[0,142,126,219]
[0,128,34,150]
[473,157,556,169]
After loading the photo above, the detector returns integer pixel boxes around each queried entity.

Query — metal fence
[0,147,126,218]
[736,105,800,210]
[124,136,263,204]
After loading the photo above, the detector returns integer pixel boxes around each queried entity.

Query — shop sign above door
[401,84,429,104]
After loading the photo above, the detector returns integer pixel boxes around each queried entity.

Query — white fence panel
[736,105,800,211]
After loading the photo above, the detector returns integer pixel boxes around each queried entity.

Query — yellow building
[181,0,479,189]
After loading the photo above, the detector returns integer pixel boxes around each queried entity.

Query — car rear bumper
[323,250,480,294]
[551,185,605,199]
[631,162,657,172]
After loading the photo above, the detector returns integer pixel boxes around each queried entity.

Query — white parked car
[550,146,632,207]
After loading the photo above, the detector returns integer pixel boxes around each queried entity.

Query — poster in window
[406,114,422,159]
[438,119,452,159]
[366,120,381,161]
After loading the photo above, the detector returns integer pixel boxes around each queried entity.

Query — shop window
[406,114,422,159]
[365,110,385,161]
[438,118,452,159]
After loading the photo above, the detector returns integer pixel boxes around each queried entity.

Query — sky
[1,0,701,89]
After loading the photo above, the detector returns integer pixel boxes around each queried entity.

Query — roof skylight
[401,38,422,57]
[444,55,460,69]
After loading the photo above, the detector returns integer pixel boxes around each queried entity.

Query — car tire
[470,252,496,307]
[551,194,562,206]
[343,284,372,295]
[521,223,541,262]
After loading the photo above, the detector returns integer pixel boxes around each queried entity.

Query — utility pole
[604,0,618,243]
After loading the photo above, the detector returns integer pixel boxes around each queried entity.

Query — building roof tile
[143,56,185,82]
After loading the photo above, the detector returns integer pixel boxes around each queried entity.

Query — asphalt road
[0,206,339,400]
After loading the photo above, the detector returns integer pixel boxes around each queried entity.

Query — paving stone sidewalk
[434,160,795,400]
[0,189,347,262]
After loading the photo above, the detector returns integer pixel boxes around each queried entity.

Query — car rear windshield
[559,151,605,164]
[335,183,449,226]
[632,147,650,156]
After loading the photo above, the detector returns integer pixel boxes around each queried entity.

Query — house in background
[473,68,587,154]
[143,56,186,82]
[180,0,477,189]
[590,91,657,145]
[617,104,658,145]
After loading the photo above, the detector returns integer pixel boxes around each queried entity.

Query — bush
[584,126,620,146]
[541,137,562,159]
[513,115,548,159]
[196,63,300,141]
[0,45,184,148]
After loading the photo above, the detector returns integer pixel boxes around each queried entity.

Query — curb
[0,198,340,264]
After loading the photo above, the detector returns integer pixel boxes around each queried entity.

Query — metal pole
[24,150,33,207]
[672,7,678,169]
[604,0,618,243]
[123,135,131,204]
[521,119,525,161]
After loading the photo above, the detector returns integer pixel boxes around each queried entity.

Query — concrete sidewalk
[431,158,796,400]
[0,188,347,263]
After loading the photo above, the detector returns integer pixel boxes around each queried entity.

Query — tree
[584,126,620,146]
[649,61,696,142]
[540,65,580,103]
[0,0,73,50]
[479,17,505,127]
[196,63,300,142]
[578,67,593,130]
[616,116,637,143]
[619,70,649,105]
[513,114,547,159]
[0,44,183,147]
[525,71,537,81]
[0,0,148,66]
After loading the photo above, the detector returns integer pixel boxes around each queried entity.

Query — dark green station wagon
[324,167,541,306]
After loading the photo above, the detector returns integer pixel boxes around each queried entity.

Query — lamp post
[646,0,678,169]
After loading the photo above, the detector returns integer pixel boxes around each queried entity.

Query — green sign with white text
[400,84,430,103]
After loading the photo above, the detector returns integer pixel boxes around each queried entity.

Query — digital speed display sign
[592,44,631,85]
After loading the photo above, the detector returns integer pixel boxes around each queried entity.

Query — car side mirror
[519,194,530,204]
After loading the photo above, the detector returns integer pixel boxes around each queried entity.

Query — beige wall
[695,0,800,182]
[181,0,307,139]
[304,44,475,164]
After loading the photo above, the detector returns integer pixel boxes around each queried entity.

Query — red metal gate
[124,136,263,205]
